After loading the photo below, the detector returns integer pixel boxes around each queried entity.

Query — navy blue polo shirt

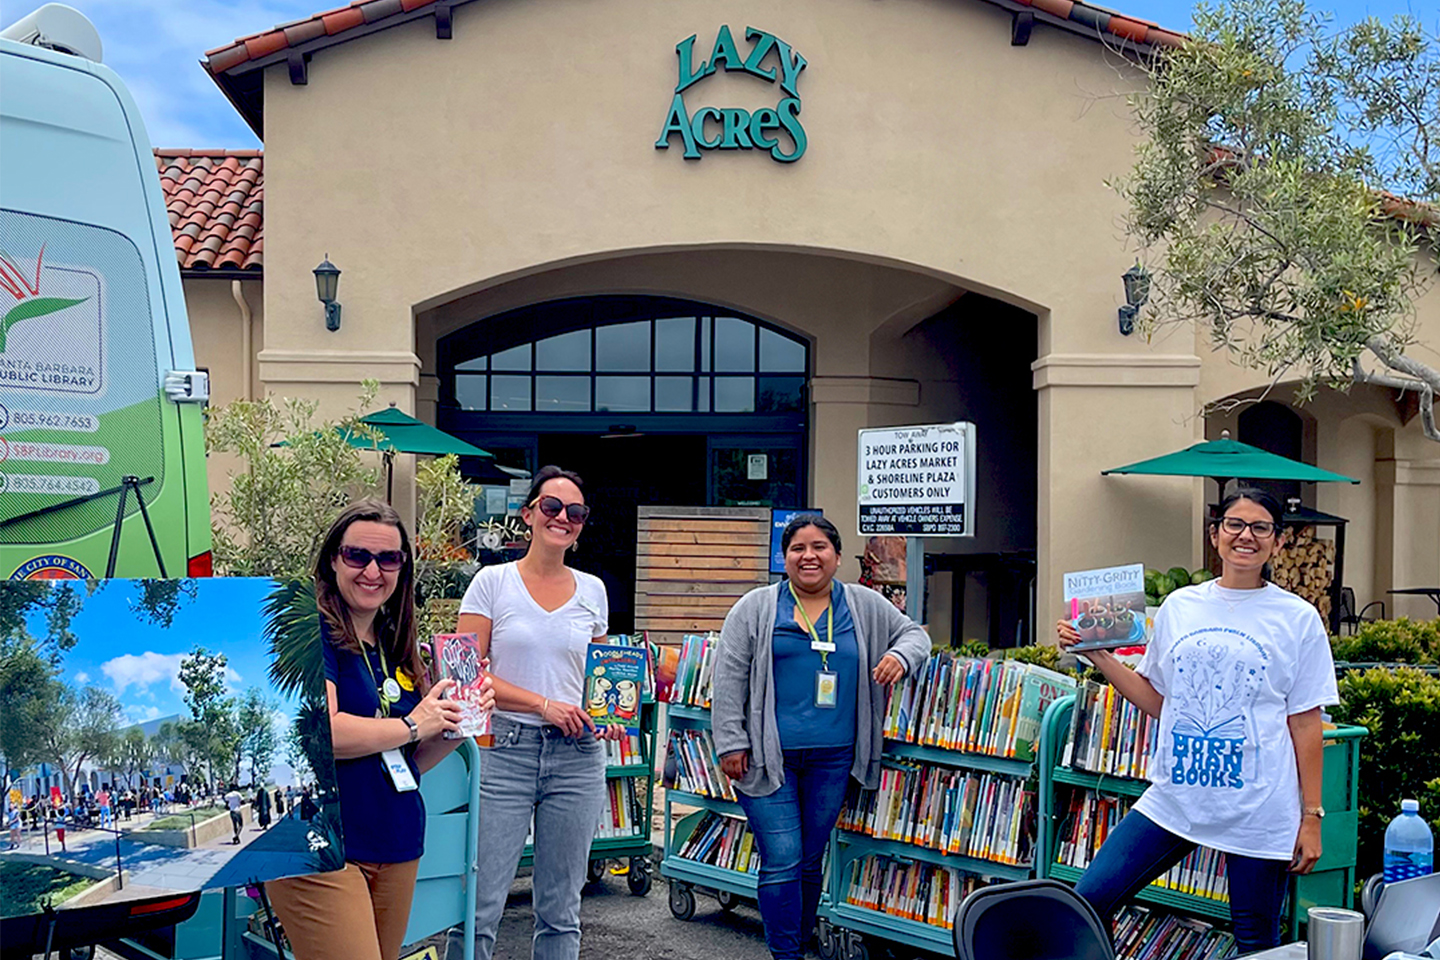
[323,628,425,864]
[773,584,859,750]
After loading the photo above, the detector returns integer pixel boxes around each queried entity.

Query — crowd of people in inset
[6,775,323,852]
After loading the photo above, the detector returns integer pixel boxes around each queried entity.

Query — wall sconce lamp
[314,256,342,332]
[1118,261,1151,336]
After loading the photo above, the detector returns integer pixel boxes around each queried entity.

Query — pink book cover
[432,632,491,740]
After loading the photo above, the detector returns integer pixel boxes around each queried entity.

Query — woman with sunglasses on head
[454,465,622,960]
[1055,486,1338,954]
[266,499,494,960]
[711,514,930,960]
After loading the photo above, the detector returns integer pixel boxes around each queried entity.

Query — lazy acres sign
[655,26,808,163]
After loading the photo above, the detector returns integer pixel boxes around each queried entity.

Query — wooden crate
[635,506,770,644]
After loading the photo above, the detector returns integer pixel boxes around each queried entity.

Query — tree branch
[1355,342,1440,441]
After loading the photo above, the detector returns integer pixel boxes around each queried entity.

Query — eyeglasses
[531,495,591,524]
[338,545,407,571]
[1218,517,1277,539]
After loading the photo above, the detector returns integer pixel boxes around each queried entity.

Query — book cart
[816,655,1076,960]
[517,673,659,897]
[1036,690,1367,950]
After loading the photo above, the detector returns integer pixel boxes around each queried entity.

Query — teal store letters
[655,26,808,163]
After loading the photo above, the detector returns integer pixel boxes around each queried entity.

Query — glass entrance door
[707,436,804,509]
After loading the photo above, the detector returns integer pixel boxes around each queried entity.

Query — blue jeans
[449,716,607,960]
[1074,810,1291,955]
[736,746,855,960]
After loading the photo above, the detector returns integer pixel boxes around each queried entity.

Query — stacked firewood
[1271,526,1336,620]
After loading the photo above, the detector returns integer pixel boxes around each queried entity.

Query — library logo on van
[0,244,104,395]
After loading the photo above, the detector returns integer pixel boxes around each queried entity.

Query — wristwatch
[1303,805,1325,820]
[401,715,419,744]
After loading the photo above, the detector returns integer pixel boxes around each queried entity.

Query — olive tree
[1115,0,1439,439]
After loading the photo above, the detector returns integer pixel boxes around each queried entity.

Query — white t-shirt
[459,562,609,726]
[1131,580,1339,860]
[224,791,242,811]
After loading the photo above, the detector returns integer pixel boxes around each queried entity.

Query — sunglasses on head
[338,545,407,571]
[531,495,591,524]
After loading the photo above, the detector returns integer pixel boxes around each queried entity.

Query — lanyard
[360,641,392,717]
[788,581,834,670]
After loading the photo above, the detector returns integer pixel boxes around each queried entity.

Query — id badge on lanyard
[380,746,419,792]
[791,583,838,709]
[365,646,418,792]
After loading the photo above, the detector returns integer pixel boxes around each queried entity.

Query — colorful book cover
[1011,664,1078,762]
[585,643,647,727]
[432,632,491,740]
[1064,563,1149,652]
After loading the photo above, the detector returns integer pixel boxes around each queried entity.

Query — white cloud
[129,705,164,724]
[225,665,243,691]
[75,671,91,684]
[102,651,186,696]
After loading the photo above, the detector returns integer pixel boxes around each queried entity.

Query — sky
[3,0,1434,150]
[21,577,303,735]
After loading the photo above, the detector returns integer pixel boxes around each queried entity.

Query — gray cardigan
[710,581,931,797]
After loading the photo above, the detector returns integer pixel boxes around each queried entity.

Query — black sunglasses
[338,545,407,571]
[531,495,591,524]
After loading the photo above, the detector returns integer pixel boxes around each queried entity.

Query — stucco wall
[184,276,263,507]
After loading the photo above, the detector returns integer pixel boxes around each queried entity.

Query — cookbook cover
[432,632,491,739]
[1063,564,1149,653]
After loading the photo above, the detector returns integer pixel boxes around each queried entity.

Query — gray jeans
[454,715,606,960]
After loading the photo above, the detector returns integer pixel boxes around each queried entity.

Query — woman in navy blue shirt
[267,499,492,960]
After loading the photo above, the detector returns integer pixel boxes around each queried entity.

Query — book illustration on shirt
[1063,564,1150,652]
[432,632,491,739]
[585,643,648,726]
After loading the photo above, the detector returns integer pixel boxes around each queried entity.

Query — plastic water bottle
[1383,799,1434,883]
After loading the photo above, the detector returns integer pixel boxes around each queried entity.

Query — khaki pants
[266,859,420,960]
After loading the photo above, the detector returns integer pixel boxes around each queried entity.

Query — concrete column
[1376,456,1440,619]
[1032,353,1202,634]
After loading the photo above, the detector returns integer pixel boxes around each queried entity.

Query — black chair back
[954,879,1115,960]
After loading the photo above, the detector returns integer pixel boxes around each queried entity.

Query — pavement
[6,807,317,903]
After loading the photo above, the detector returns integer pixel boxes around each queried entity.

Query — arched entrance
[437,295,810,631]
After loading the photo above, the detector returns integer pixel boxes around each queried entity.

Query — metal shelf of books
[1036,685,1367,954]
[658,633,761,921]
[816,653,1080,960]
[517,634,659,897]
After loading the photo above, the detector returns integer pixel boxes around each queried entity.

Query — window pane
[697,376,710,412]
[595,321,650,372]
[758,375,804,412]
[654,376,694,412]
[535,330,590,371]
[455,374,486,410]
[455,356,487,372]
[536,375,591,411]
[489,375,531,411]
[700,317,712,371]
[491,344,530,371]
[714,317,755,372]
[714,376,755,412]
[759,328,806,372]
[595,376,650,412]
[655,317,695,372]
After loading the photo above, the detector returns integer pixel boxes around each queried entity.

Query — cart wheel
[68,945,95,960]
[667,881,696,921]
[586,859,606,884]
[626,858,652,896]
[844,933,870,960]
[816,919,839,960]
[716,889,739,912]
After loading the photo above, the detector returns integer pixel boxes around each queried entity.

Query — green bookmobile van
[0,5,212,581]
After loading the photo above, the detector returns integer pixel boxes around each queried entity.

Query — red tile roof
[202,0,1186,135]
[155,149,263,273]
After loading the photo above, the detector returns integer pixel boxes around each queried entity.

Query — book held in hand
[432,632,491,741]
[585,644,647,727]
[1063,564,1149,652]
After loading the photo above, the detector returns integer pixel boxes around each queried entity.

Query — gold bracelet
[541,697,549,716]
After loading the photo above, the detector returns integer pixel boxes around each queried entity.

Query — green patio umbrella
[345,405,492,502]
[1101,430,1358,488]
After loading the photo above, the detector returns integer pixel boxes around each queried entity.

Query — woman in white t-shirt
[1057,486,1338,954]
[454,465,622,960]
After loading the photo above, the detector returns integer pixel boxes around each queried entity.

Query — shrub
[1329,666,1440,880]
[1331,618,1439,666]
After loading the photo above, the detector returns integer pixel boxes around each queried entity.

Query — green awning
[1102,435,1358,484]
[344,407,491,459]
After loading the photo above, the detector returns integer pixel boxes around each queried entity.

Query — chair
[1338,587,1386,635]
[953,879,1116,960]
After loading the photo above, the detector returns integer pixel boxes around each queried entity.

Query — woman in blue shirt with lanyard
[712,515,930,960]
[267,499,494,960]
